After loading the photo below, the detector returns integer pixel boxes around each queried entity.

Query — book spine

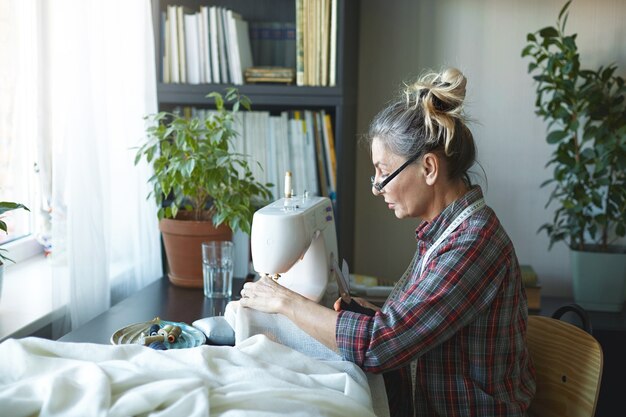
[209,7,220,84]
[284,22,296,70]
[176,6,186,84]
[329,0,337,86]
[167,5,179,83]
[162,11,169,83]
[184,12,200,84]
[226,10,242,85]
[296,0,304,86]
[200,6,212,83]
[217,7,230,84]
[322,111,337,193]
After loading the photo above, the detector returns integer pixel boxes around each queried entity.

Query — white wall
[353,0,626,296]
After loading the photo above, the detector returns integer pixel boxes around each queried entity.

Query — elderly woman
[240,68,536,417]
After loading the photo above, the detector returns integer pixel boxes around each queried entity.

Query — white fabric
[9,0,163,332]
[0,336,377,417]
[225,301,341,361]
[224,302,390,417]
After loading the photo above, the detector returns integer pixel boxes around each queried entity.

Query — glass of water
[201,241,234,298]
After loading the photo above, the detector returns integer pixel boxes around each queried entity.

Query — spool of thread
[284,171,292,198]
[148,324,160,336]
[148,341,167,350]
[167,326,182,343]
[142,334,165,345]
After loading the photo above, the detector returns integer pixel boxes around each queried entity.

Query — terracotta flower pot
[159,217,232,288]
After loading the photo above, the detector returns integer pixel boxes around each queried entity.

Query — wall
[354,0,626,296]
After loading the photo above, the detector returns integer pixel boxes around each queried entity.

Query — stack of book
[248,21,296,69]
[244,67,295,84]
[161,5,253,85]
[520,264,541,311]
[296,0,338,86]
[174,107,337,201]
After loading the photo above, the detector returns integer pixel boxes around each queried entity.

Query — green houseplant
[135,88,272,287]
[0,202,30,300]
[522,0,626,311]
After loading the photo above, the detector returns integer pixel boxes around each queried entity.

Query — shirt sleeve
[336,225,511,372]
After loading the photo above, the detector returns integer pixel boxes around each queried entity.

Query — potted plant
[0,202,30,300]
[522,0,626,311]
[135,88,272,288]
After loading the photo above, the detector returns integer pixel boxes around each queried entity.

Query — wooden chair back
[526,315,603,417]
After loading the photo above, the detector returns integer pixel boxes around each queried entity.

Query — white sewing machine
[250,195,338,303]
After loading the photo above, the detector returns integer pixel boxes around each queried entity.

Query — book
[233,15,253,80]
[244,66,295,84]
[520,264,538,287]
[183,12,201,84]
[209,6,221,83]
[216,7,229,83]
[312,112,330,196]
[295,0,304,86]
[321,112,337,193]
[329,0,337,86]
[167,5,179,83]
[320,0,330,86]
[225,10,242,85]
[303,111,320,195]
[176,6,187,84]
[283,22,296,69]
[287,111,307,196]
[520,264,541,310]
[525,285,542,311]
[161,12,170,83]
[199,6,212,83]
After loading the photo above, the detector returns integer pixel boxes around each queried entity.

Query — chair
[526,305,603,417]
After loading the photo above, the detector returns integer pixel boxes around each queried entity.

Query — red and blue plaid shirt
[336,187,536,416]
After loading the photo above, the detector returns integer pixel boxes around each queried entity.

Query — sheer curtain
[13,0,162,334]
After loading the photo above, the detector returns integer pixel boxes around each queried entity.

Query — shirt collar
[415,185,484,243]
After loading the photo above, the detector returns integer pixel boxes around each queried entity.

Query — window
[0,0,46,262]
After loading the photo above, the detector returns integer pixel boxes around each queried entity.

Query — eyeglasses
[370,154,419,192]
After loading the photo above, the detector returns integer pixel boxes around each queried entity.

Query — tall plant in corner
[522,0,626,252]
[522,0,626,311]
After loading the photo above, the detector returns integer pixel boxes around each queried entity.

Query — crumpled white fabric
[224,301,389,417]
[0,334,378,417]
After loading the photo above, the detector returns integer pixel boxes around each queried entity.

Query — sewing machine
[250,195,338,303]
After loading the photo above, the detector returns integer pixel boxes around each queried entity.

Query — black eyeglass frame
[370,154,420,192]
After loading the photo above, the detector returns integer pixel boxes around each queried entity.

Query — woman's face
[370,138,431,219]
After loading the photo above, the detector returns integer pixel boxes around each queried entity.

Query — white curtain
[13,0,162,334]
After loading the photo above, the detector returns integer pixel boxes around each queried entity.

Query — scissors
[331,256,375,317]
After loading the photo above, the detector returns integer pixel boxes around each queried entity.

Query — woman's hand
[333,296,381,313]
[240,275,341,351]
[239,275,304,315]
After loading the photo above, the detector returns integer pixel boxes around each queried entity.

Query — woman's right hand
[333,297,380,313]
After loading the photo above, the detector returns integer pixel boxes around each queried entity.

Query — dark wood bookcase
[150,0,359,265]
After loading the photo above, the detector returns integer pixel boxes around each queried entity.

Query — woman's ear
[421,153,439,186]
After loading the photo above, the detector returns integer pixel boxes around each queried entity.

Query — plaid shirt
[336,187,536,416]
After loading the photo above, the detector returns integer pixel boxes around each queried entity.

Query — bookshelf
[150,0,359,266]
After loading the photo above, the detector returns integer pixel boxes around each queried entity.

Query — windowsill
[0,254,66,342]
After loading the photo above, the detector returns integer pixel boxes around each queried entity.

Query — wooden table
[59,276,245,344]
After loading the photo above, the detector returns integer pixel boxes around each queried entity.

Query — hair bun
[440,68,467,100]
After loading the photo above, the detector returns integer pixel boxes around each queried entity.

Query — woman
[239,68,536,416]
